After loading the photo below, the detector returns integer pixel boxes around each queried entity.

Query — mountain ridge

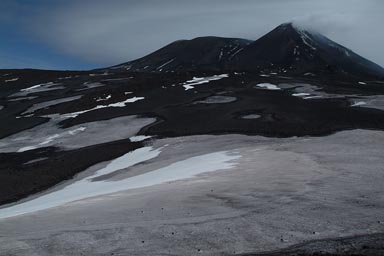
[113,36,252,72]
[114,22,384,78]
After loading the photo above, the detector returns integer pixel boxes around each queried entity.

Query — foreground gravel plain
[1,129,383,255]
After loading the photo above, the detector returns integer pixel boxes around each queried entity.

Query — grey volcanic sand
[194,95,237,104]
[1,130,384,255]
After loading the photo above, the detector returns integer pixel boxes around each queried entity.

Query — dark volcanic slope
[115,36,252,72]
[1,68,384,205]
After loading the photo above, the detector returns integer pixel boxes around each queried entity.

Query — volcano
[114,36,252,72]
[116,23,384,78]
[230,23,384,77]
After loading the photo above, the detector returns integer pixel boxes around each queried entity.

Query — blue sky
[0,27,97,70]
[0,0,98,70]
[1,0,384,70]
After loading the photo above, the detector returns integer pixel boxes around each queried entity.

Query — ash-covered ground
[1,63,384,255]
[0,131,384,255]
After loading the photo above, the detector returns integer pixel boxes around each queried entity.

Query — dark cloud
[11,0,384,67]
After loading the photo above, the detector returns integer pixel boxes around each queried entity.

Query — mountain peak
[276,22,295,30]
[278,22,320,36]
[230,23,384,77]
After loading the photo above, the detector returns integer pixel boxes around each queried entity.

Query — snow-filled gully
[0,147,240,219]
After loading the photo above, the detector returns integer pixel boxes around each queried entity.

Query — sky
[1,0,383,70]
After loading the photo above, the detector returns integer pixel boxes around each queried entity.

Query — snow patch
[296,29,317,51]
[68,127,86,135]
[23,157,49,165]
[183,84,195,90]
[157,59,175,70]
[229,47,244,60]
[5,78,19,82]
[292,93,311,97]
[181,74,229,91]
[96,95,112,101]
[241,114,261,119]
[108,97,144,107]
[218,49,224,61]
[303,96,323,100]
[17,146,38,153]
[21,84,44,91]
[11,82,64,97]
[130,135,152,142]
[62,97,145,118]
[351,101,367,107]
[8,96,36,102]
[255,83,281,90]
[344,50,351,57]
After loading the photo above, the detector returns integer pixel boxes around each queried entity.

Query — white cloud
[292,13,356,35]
